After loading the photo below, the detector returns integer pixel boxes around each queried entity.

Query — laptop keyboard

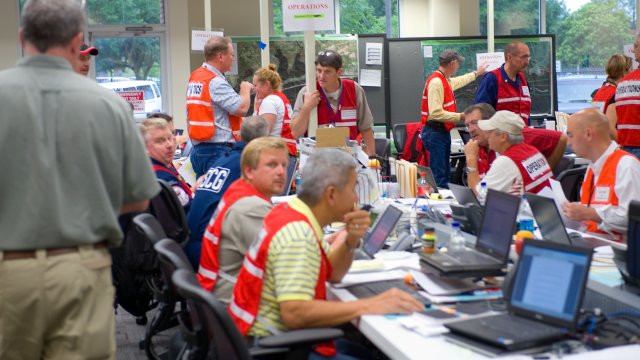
[437,250,496,264]
[347,279,416,299]
[478,314,561,339]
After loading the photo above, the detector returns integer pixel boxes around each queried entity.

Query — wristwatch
[466,166,478,174]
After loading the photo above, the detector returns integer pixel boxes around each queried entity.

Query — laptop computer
[458,129,471,144]
[420,189,519,277]
[448,183,480,207]
[446,239,593,351]
[278,157,298,196]
[525,193,609,249]
[416,165,439,194]
[354,205,403,260]
[612,200,640,286]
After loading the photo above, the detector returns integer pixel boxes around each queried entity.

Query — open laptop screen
[363,205,403,256]
[511,241,591,327]
[278,157,298,196]
[526,193,572,245]
[476,189,519,259]
[448,183,480,207]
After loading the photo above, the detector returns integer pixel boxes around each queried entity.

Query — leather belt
[2,241,108,261]
[426,121,446,130]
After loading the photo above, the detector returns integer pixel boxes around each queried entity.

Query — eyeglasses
[318,50,337,58]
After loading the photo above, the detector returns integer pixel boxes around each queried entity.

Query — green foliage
[86,0,161,25]
[95,37,161,80]
[557,0,633,68]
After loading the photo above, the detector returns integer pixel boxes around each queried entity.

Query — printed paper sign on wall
[282,0,335,32]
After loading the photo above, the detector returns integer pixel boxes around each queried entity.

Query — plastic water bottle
[517,195,535,232]
[448,222,466,252]
[417,172,431,197]
[294,170,302,193]
[477,182,488,206]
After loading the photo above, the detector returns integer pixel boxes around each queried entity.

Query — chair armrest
[249,347,290,357]
[257,328,343,348]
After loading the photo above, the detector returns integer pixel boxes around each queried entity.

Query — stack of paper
[395,159,417,198]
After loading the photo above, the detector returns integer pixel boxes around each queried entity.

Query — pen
[411,197,419,210]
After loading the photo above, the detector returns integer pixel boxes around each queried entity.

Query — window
[479,0,540,35]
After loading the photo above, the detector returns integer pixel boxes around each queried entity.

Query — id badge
[522,86,530,97]
[594,186,610,202]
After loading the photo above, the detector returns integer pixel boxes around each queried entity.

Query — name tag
[594,186,611,202]
[341,108,357,120]
[592,101,605,113]
[522,86,530,97]
[520,153,550,179]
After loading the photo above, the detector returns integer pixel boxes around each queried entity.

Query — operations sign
[282,0,335,32]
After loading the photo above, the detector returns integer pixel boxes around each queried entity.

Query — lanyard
[319,80,344,126]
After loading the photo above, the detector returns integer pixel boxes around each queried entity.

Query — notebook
[354,205,403,260]
[445,239,593,351]
[416,165,439,194]
[420,189,519,277]
[448,183,480,207]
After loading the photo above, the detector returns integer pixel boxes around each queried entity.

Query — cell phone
[360,204,372,212]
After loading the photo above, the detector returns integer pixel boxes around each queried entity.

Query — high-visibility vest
[579,148,628,240]
[186,65,242,142]
[229,202,333,336]
[503,143,553,194]
[615,70,640,147]
[316,79,359,140]
[493,68,531,125]
[197,179,269,291]
[421,71,456,131]
[256,91,297,156]
[592,82,616,114]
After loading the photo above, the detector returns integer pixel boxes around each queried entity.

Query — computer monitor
[622,200,640,285]
[362,205,403,258]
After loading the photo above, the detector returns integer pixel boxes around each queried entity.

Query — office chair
[133,215,188,360]
[374,138,391,177]
[171,269,344,360]
[552,156,575,178]
[556,165,587,202]
[392,123,407,158]
[150,179,190,245]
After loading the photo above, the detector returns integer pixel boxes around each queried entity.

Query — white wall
[0,1,21,70]
[399,0,478,37]
[166,0,192,130]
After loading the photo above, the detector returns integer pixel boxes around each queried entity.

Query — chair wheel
[136,315,148,325]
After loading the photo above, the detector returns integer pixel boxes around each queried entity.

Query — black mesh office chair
[552,156,575,178]
[150,179,190,245]
[392,123,407,158]
[374,138,391,177]
[171,269,344,360]
[556,165,587,202]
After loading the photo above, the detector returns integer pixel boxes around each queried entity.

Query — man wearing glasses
[475,41,532,125]
[290,50,376,156]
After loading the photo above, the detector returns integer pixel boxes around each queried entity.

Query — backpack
[111,179,190,317]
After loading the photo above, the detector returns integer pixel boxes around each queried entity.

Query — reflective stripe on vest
[591,83,616,114]
[316,79,359,140]
[197,179,270,292]
[421,71,456,131]
[493,68,531,124]
[614,71,640,146]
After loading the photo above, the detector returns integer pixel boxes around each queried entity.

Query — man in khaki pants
[0,0,159,359]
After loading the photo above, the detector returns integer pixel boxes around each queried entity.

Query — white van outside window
[100,80,162,120]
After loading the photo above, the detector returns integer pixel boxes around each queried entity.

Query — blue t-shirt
[186,142,245,253]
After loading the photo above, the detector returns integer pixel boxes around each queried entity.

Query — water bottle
[477,182,488,206]
[517,194,535,232]
[448,222,466,252]
[417,172,430,197]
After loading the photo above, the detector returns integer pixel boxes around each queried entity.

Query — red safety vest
[228,202,335,355]
[152,164,193,198]
[503,143,553,194]
[493,68,531,124]
[197,179,269,291]
[256,92,297,156]
[579,149,628,240]
[477,147,497,176]
[186,65,242,142]
[615,70,640,146]
[592,82,617,114]
[317,79,359,140]
[421,71,456,131]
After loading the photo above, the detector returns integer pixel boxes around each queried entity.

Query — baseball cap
[439,49,464,64]
[80,43,99,56]
[477,110,525,135]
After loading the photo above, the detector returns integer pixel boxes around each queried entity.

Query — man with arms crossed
[230,149,423,357]
[0,0,158,358]
[186,116,270,269]
[562,108,640,241]
[198,137,288,303]
[291,50,376,156]
[186,35,254,177]
[475,41,532,125]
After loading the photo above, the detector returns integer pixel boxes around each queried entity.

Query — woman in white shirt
[252,65,297,156]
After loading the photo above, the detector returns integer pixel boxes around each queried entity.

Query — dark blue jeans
[190,143,232,178]
[623,146,640,159]
[421,125,451,189]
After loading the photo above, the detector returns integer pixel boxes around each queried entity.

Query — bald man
[562,108,640,241]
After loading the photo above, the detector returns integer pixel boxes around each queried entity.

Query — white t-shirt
[476,155,524,196]
[255,94,285,137]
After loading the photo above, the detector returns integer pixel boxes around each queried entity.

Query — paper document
[365,42,383,65]
[359,69,382,87]
[476,52,504,71]
[548,180,582,230]
[335,269,406,288]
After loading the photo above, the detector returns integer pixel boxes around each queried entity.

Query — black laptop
[525,193,609,248]
[416,166,439,194]
[420,189,520,277]
[278,157,298,196]
[448,183,480,207]
[354,205,403,260]
[446,239,593,351]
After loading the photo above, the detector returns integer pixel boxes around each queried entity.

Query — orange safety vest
[615,70,640,147]
[421,71,456,131]
[228,202,335,355]
[256,91,297,156]
[579,148,628,240]
[197,179,270,291]
[494,68,531,125]
[592,82,616,114]
[503,143,553,194]
[317,79,359,140]
[186,65,243,142]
